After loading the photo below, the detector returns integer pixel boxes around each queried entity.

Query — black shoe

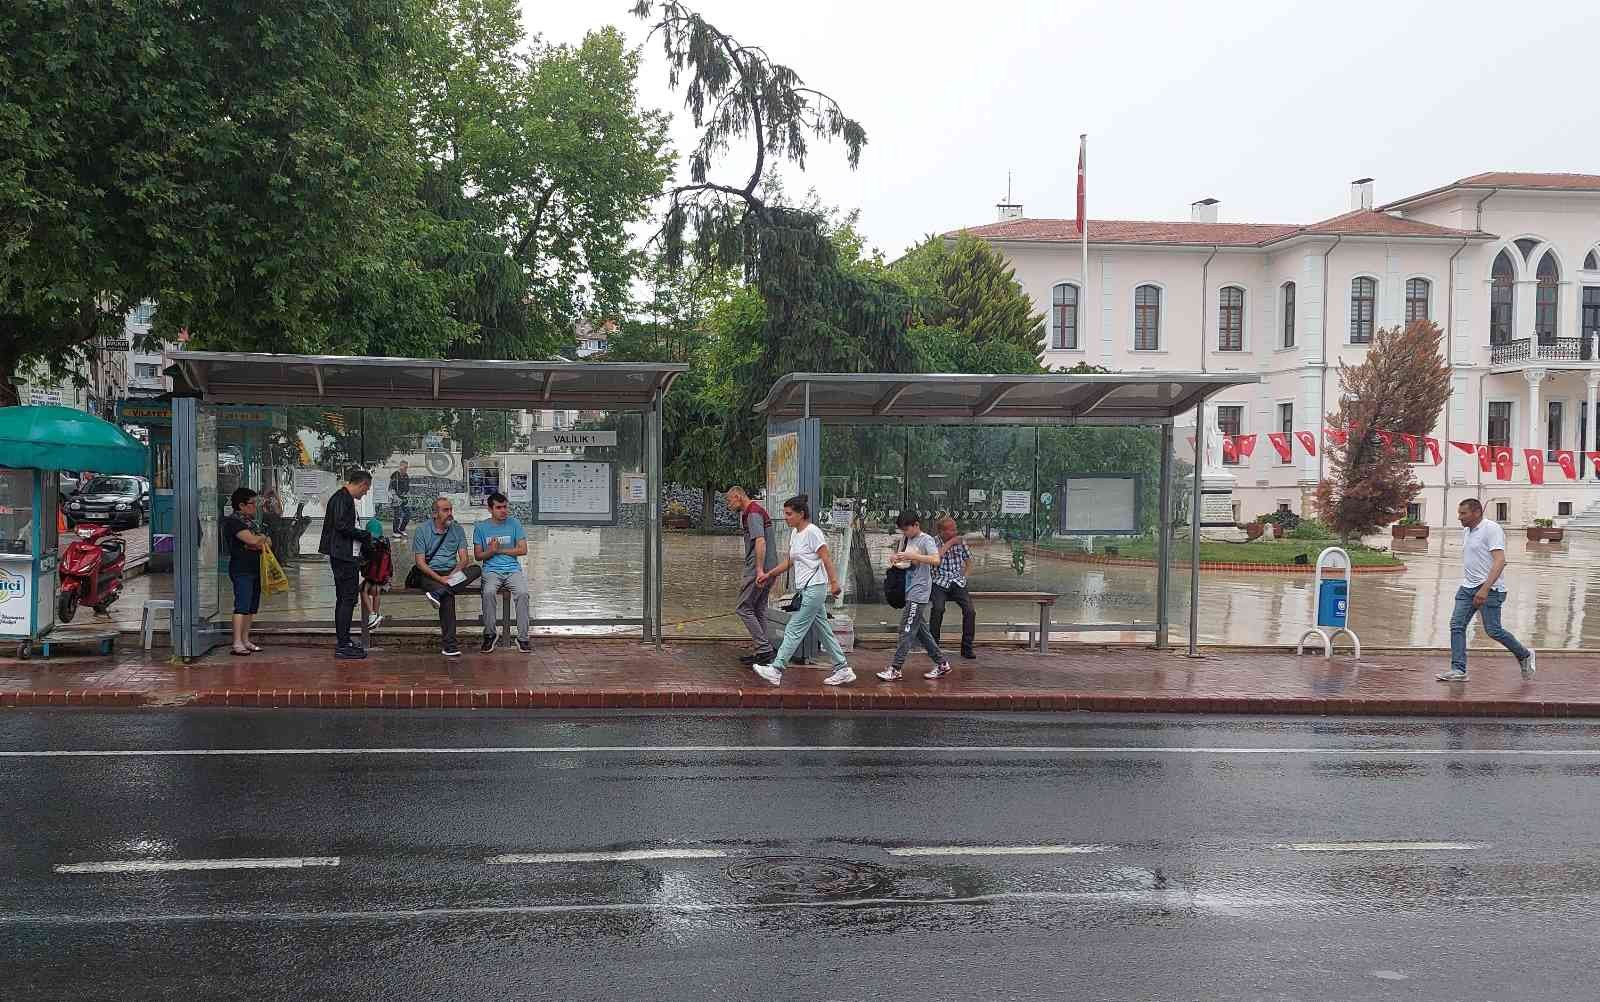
[961,649,977,660]
[516,639,531,654]
[335,644,367,661]
[442,644,461,658]
[481,635,498,654]
[741,652,776,666]
[793,656,810,666]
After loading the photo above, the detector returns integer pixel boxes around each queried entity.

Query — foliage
[1314,321,1451,541]
[1053,537,1404,568]
[894,234,1046,366]
[1531,517,1554,528]
[1289,517,1333,540]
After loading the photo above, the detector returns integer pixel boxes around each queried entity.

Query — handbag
[404,526,453,590]
[883,539,908,609]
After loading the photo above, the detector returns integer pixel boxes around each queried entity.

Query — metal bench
[965,591,1058,652]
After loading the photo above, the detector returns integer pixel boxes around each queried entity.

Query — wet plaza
[106,522,1600,651]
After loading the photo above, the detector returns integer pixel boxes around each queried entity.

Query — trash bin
[1316,577,1348,629]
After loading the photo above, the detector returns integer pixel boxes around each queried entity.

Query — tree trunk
[701,484,715,532]
[849,522,880,603]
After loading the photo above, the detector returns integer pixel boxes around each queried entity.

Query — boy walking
[1437,498,1535,683]
[878,512,953,681]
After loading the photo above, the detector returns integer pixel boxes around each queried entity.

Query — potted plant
[1526,517,1564,543]
[663,500,692,530]
[1240,520,1266,540]
[1391,515,1430,540]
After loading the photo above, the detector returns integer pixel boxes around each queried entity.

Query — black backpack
[883,540,907,609]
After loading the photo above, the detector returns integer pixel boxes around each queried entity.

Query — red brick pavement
[0,639,1594,717]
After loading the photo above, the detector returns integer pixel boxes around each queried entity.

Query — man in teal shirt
[473,491,530,653]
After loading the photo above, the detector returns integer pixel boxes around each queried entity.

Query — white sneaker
[1520,650,1537,678]
[425,590,441,609]
[924,662,952,680]
[1435,668,1467,683]
[753,664,783,686]
[367,613,383,630]
[823,665,855,686]
[877,667,903,681]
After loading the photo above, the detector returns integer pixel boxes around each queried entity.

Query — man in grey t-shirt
[726,486,779,664]
[878,511,952,682]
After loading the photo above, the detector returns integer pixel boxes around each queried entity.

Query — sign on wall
[530,430,618,448]
[1059,476,1140,535]
[1000,490,1032,515]
[534,461,615,526]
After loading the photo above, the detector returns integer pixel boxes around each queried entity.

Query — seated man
[409,496,475,658]
[473,491,531,654]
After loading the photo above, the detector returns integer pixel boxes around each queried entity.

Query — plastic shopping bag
[261,547,290,597]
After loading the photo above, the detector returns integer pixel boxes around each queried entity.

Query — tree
[894,234,1047,366]
[1314,321,1452,541]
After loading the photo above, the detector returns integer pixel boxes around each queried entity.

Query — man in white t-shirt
[1437,498,1534,682]
[752,495,854,687]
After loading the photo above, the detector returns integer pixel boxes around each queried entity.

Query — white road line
[54,856,340,875]
[2,744,1599,759]
[1270,841,1483,853]
[485,849,726,865]
[887,844,1115,858]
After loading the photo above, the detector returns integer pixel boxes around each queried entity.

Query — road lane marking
[54,856,341,875]
[486,849,726,865]
[4,745,1600,758]
[887,844,1116,858]
[1270,841,1484,853]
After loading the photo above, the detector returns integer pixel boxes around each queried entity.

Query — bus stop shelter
[756,371,1260,655]
[164,351,684,659]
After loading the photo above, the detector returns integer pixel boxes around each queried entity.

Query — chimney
[996,198,1023,221]
[1190,198,1219,224]
[1350,178,1374,212]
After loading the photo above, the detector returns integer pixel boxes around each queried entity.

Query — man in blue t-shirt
[473,491,530,654]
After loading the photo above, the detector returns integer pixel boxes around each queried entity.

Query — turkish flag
[1325,427,1348,447]
[1268,433,1292,462]
[1494,448,1514,481]
[1075,135,1086,235]
[1557,450,1578,480]
[1235,434,1258,459]
[1222,436,1238,463]
[1588,451,1600,471]
[1450,440,1477,457]
[1294,430,1316,457]
[1477,445,1493,474]
[1424,437,1442,465]
[1524,449,1545,485]
[1400,433,1419,461]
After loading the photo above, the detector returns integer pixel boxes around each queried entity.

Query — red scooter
[57,524,125,623]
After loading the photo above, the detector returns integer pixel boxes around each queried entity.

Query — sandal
[230,647,252,656]
[246,642,263,653]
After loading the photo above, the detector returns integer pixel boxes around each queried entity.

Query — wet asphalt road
[2,711,1599,1001]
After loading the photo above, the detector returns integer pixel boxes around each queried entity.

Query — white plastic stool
[141,599,175,651]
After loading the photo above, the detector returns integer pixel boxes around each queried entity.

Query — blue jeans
[770,583,848,671]
[1449,586,1529,673]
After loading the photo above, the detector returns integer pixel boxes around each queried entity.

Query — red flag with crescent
[1423,437,1441,465]
[1556,450,1578,480]
[1524,449,1545,486]
[1268,433,1292,462]
[1294,430,1316,456]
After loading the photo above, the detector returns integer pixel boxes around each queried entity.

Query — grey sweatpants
[891,599,945,668]
[735,575,774,653]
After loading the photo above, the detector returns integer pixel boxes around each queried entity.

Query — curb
[1042,552,1406,574]
[7,687,1598,718]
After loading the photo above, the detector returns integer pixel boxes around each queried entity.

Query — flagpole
[1079,134,1088,357]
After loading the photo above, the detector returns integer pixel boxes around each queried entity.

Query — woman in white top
[753,495,854,686]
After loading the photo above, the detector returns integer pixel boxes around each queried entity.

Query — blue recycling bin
[1316,577,1348,628]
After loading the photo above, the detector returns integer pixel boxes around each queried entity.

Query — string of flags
[1184,426,1597,485]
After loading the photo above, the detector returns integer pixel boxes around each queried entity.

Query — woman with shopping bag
[223,487,274,656]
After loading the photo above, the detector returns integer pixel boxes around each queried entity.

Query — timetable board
[533,461,615,526]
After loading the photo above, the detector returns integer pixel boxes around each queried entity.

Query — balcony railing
[1491,336,1597,366]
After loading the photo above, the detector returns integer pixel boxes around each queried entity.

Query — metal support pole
[1156,423,1173,649]
[1188,405,1204,657]
[646,393,664,647]
[172,397,199,660]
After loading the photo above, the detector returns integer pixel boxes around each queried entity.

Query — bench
[965,591,1058,653]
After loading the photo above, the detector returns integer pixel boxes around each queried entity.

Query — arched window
[1515,238,1540,262]
[1585,249,1599,271]
[1405,278,1431,324]
[1134,285,1161,350]
[1217,286,1244,351]
[1281,282,1296,349]
[1490,250,1516,345]
[1536,252,1560,344]
[1349,277,1377,344]
[1051,283,1079,350]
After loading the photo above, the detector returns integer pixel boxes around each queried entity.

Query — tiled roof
[1380,172,1600,209]
[951,211,1484,247]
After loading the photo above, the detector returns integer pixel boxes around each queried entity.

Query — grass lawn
[1040,536,1404,568]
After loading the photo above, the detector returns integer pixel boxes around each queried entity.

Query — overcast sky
[523,0,1600,259]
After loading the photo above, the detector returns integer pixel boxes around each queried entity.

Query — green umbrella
[0,405,148,475]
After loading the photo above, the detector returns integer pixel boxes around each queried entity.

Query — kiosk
[0,406,148,658]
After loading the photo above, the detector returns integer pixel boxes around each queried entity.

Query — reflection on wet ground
[104,524,1600,649]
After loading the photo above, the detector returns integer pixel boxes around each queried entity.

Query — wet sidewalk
[0,640,1594,718]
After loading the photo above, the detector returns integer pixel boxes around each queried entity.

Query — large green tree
[894,233,1047,367]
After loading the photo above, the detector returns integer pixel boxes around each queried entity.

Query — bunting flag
[1588,451,1600,471]
[1294,430,1316,457]
[1222,436,1238,463]
[1325,427,1348,447]
[1477,444,1493,474]
[1524,449,1545,486]
[1234,434,1258,459]
[1268,432,1293,462]
[1375,430,1393,448]
[1424,437,1441,465]
[1400,433,1419,461]
[1450,440,1477,457]
[1494,447,1514,481]
[1186,435,1196,452]
[1556,450,1578,480]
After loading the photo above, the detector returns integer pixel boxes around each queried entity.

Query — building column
[1588,373,1599,476]
[1526,367,1546,457]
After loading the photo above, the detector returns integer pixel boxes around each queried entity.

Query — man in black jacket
[317,470,374,659]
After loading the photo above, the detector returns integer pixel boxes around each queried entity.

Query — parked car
[64,475,150,529]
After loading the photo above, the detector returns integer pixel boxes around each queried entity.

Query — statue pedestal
[1199,472,1246,542]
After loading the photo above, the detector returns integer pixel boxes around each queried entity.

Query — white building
[955,172,1600,527]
